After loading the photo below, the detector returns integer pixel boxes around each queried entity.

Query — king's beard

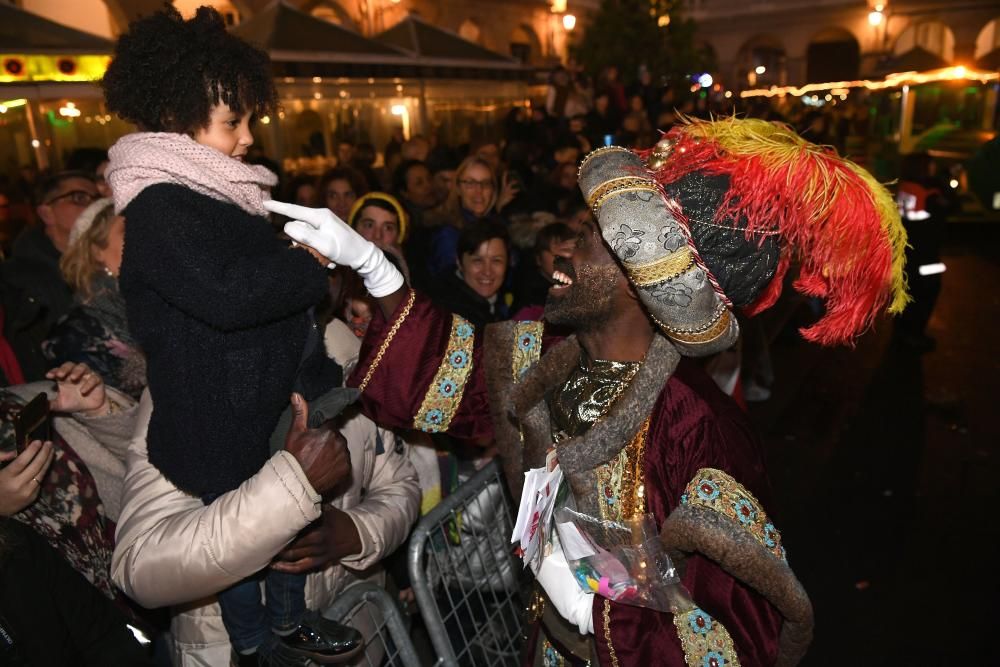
[543,262,621,331]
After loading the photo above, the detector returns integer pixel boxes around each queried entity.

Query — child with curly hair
[102,7,362,665]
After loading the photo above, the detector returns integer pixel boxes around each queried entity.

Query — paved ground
[749,223,1000,665]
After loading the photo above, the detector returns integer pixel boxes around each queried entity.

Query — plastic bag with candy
[554,506,692,613]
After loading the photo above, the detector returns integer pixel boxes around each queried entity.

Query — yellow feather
[678,117,911,315]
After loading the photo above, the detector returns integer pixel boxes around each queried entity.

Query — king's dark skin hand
[283,393,351,497]
[271,505,363,574]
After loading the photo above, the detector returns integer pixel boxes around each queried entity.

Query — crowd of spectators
[0,58,957,665]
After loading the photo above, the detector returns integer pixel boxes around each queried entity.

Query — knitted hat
[68,197,114,249]
[578,117,910,349]
[348,192,409,244]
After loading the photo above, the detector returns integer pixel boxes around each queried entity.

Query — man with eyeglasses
[1,171,99,380]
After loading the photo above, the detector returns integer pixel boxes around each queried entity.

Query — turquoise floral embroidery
[687,608,713,635]
[449,350,469,369]
[696,479,720,501]
[414,314,474,433]
[703,650,726,667]
[511,321,544,382]
[682,467,788,564]
[732,498,756,525]
[763,522,777,548]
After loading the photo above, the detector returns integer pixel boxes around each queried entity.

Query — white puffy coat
[111,392,420,665]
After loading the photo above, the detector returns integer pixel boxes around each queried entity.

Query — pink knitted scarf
[106,132,278,217]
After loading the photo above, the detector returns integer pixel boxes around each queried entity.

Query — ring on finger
[32,476,41,485]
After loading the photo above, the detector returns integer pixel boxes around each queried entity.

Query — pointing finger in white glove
[269,199,405,298]
[264,199,345,229]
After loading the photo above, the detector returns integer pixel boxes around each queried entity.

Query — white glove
[535,547,594,635]
[263,200,404,298]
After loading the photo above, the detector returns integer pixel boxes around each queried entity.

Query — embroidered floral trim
[414,314,475,433]
[672,606,742,667]
[511,321,544,381]
[680,467,787,562]
[541,637,586,667]
[595,417,650,522]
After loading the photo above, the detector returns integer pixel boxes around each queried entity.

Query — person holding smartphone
[0,362,113,517]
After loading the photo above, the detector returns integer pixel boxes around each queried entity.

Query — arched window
[509,25,540,64]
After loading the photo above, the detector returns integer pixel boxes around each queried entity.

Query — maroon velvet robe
[349,293,783,666]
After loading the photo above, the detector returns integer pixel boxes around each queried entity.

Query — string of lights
[740,65,999,99]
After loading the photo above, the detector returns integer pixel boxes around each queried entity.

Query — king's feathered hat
[578,117,910,353]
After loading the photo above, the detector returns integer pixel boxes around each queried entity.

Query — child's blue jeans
[202,492,307,654]
[216,569,307,654]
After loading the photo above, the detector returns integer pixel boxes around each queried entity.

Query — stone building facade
[12,0,599,67]
[685,0,1000,89]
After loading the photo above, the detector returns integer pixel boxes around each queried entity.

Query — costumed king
[266,117,909,666]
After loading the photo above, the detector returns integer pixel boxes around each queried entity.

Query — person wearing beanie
[272,114,909,666]
[348,191,411,286]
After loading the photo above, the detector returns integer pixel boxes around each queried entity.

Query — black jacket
[428,270,508,329]
[0,226,73,381]
[0,520,151,666]
[120,184,329,495]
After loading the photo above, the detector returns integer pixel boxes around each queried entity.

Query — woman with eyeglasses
[42,198,146,399]
[0,171,100,381]
[425,156,506,279]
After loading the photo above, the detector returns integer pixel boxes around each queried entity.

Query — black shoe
[278,620,363,664]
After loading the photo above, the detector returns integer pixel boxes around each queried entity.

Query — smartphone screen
[14,393,50,454]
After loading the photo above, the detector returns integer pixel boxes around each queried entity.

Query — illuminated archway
[893,20,955,63]
[975,18,1000,60]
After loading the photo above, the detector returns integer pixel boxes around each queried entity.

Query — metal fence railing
[323,581,422,667]
[408,459,529,667]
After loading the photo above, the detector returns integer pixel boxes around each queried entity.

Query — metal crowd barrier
[408,459,529,666]
[323,581,422,667]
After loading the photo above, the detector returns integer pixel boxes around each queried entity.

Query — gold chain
[603,598,619,667]
[357,289,416,393]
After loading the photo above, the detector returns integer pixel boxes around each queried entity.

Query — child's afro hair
[102,5,277,134]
